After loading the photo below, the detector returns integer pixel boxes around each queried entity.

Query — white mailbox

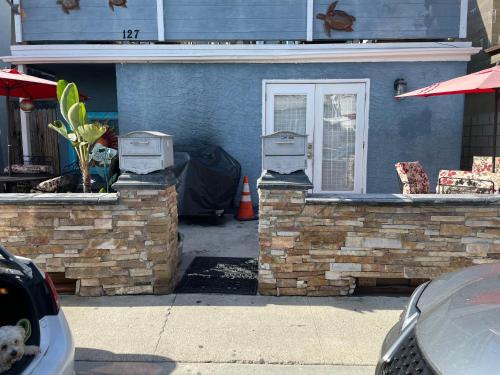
[118,131,174,175]
[262,131,307,174]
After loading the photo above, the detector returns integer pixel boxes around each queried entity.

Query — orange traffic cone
[236,176,257,221]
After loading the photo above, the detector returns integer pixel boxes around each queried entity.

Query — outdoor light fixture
[20,98,35,112]
[394,78,408,99]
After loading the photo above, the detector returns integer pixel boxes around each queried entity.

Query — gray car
[376,262,500,375]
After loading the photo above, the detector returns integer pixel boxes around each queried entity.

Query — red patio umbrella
[0,68,60,175]
[0,68,58,100]
[0,68,88,175]
[396,64,500,171]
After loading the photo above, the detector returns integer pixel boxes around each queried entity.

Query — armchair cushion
[472,156,500,174]
[437,170,497,194]
[395,161,430,194]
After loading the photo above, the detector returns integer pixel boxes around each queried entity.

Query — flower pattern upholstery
[395,161,430,194]
[472,156,500,174]
[437,169,496,194]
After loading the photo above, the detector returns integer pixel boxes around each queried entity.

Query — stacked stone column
[258,171,355,296]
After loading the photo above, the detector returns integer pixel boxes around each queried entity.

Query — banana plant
[49,80,107,193]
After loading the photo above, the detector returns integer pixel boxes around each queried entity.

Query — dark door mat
[175,257,258,295]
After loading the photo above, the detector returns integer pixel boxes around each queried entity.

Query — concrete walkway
[178,216,259,275]
[62,293,407,375]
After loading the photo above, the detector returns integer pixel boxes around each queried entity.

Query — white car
[0,245,74,375]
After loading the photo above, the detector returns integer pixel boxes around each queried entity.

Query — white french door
[264,84,315,177]
[264,81,368,194]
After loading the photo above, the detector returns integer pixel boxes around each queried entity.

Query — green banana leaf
[79,123,107,144]
[48,120,77,142]
[56,80,68,102]
[60,83,80,129]
[68,102,86,129]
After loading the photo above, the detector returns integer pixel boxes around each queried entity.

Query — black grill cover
[173,145,241,216]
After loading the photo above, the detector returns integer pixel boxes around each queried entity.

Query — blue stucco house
[1,0,478,200]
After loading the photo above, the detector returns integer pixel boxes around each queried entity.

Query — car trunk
[0,274,41,374]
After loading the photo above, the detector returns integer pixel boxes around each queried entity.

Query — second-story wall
[21,0,158,41]
[18,0,466,43]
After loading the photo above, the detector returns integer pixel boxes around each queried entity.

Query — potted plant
[48,80,107,193]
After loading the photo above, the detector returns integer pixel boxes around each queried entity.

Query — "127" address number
[123,29,140,39]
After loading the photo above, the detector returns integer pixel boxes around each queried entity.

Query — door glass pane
[322,94,357,191]
[273,95,307,134]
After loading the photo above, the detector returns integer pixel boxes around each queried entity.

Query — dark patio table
[0,174,54,193]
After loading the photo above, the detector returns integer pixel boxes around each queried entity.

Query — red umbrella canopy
[397,65,500,98]
[0,68,58,100]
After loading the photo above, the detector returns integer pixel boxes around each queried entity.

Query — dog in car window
[0,320,39,373]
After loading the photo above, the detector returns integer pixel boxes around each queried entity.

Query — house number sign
[122,29,140,39]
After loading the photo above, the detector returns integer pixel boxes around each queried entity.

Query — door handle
[307,143,313,159]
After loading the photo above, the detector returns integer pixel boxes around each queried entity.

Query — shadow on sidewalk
[76,348,176,375]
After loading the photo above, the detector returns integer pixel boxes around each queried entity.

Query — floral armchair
[437,170,495,194]
[395,161,430,194]
[472,156,500,174]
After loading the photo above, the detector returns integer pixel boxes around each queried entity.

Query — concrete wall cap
[306,193,500,206]
[0,193,118,205]
[257,170,313,191]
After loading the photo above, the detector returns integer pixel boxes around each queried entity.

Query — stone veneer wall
[258,172,500,296]
[0,171,178,296]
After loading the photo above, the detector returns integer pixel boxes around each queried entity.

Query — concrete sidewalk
[62,294,407,374]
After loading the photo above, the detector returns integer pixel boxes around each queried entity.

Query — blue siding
[116,62,466,200]
[20,0,463,42]
[164,0,307,41]
[22,0,157,41]
[313,0,462,40]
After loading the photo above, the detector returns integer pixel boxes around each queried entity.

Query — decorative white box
[118,131,174,175]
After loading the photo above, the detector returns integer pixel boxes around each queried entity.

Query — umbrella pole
[494,89,499,174]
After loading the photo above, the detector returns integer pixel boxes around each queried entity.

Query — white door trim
[262,79,370,194]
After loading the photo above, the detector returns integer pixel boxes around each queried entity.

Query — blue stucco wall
[116,61,467,199]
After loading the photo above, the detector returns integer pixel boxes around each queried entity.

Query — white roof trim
[3,42,480,64]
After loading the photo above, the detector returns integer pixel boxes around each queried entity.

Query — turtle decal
[57,0,80,14]
[316,1,356,37]
[109,0,127,11]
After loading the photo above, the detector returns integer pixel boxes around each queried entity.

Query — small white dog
[0,324,39,373]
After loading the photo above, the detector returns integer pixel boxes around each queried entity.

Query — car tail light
[45,272,60,313]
